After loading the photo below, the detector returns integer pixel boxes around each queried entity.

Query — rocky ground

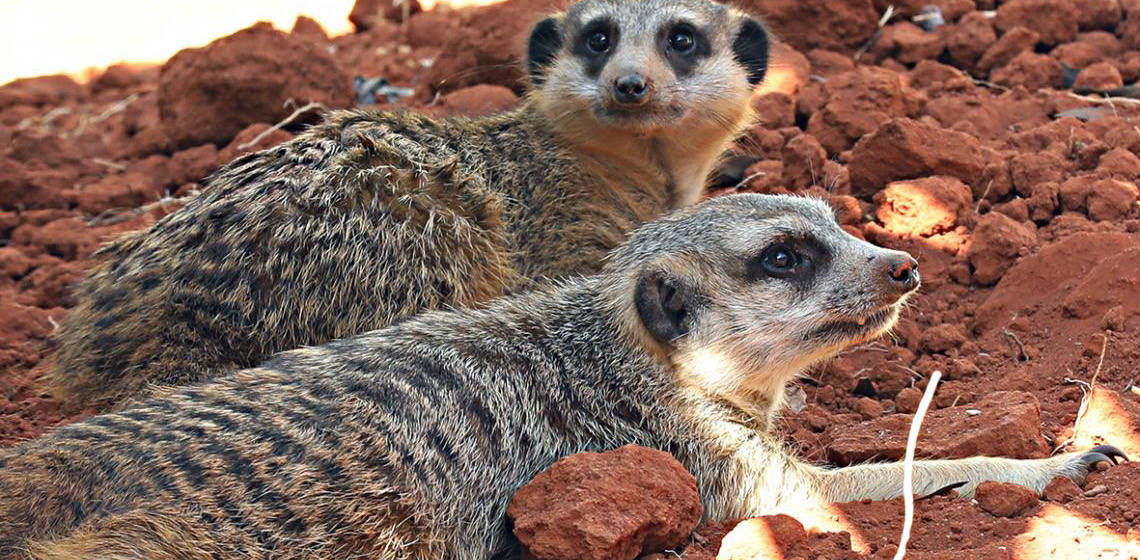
[1,0,1139,557]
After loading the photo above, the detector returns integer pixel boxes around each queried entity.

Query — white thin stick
[893,369,942,560]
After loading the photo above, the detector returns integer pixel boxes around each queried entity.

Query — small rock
[1042,476,1082,502]
[1087,179,1138,221]
[1096,148,1140,180]
[1083,484,1109,497]
[1071,0,1123,31]
[977,26,1040,77]
[994,0,1079,46]
[895,387,923,413]
[920,323,968,353]
[1074,61,1125,91]
[945,12,997,70]
[781,134,828,189]
[991,52,1064,91]
[509,445,702,560]
[967,212,1037,285]
[975,481,1041,517]
[854,397,884,419]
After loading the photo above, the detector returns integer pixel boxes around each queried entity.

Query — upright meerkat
[47,0,772,410]
[1,195,1123,560]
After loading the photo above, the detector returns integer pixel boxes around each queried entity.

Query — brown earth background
[2,0,1140,557]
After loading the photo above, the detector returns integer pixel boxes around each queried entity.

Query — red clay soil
[2,0,1140,557]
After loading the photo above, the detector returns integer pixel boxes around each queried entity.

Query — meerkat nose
[883,254,920,294]
[614,74,650,106]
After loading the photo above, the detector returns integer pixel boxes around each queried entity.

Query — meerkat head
[525,0,768,140]
[605,194,920,405]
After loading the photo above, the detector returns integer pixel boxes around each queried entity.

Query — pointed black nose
[884,254,920,293]
[614,74,649,106]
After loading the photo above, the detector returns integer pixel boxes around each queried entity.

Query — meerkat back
[47,0,771,411]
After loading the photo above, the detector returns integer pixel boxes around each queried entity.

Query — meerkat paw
[1054,444,1129,486]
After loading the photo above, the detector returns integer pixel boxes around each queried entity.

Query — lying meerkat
[1,194,1123,560]
[46,0,771,411]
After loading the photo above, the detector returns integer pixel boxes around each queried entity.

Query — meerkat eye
[587,31,610,53]
[759,244,802,278]
[668,27,696,53]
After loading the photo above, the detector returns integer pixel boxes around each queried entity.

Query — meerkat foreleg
[814,445,1127,501]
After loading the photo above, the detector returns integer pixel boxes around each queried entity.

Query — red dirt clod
[976,26,1040,77]
[874,176,973,237]
[974,481,1040,517]
[158,23,354,149]
[848,118,984,196]
[967,212,1036,285]
[1073,61,1126,90]
[1042,476,1083,503]
[993,0,1079,47]
[826,391,1050,465]
[990,52,1064,91]
[508,445,702,560]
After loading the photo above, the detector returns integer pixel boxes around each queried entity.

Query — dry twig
[893,369,942,560]
[236,100,327,151]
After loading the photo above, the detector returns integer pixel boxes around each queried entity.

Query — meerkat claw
[1080,444,1129,470]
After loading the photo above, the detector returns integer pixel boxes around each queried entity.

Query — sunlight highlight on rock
[1015,504,1140,559]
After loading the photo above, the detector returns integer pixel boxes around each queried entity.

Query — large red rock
[975,232,1137,330]
[508,445,701,560]
[848,118,984,196]
[993,0,1079,46]
[158,23,353,149]
[974,481,1040,517]
[738,0,879,54]
[967,212,1036,285]
[874,176,973,237]
[826,391,1051,465]
[805,67,911,155]
[422,0,568,95]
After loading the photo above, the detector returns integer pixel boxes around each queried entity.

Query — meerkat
[1,194,1123,560]
[46,0,772,411]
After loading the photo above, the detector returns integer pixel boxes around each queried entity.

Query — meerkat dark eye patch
[733,18,769,85]
[635,270,695,344]
[573,18,619,79]
[527,16,563,86]
[658,22,709,78]
[748,240,820,283]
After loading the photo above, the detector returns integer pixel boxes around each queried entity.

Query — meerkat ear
[732,17,770,86]
[527,15,564,86]
[634,269,693,344]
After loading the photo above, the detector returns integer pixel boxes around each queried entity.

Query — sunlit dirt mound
[1,0,1139,557]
